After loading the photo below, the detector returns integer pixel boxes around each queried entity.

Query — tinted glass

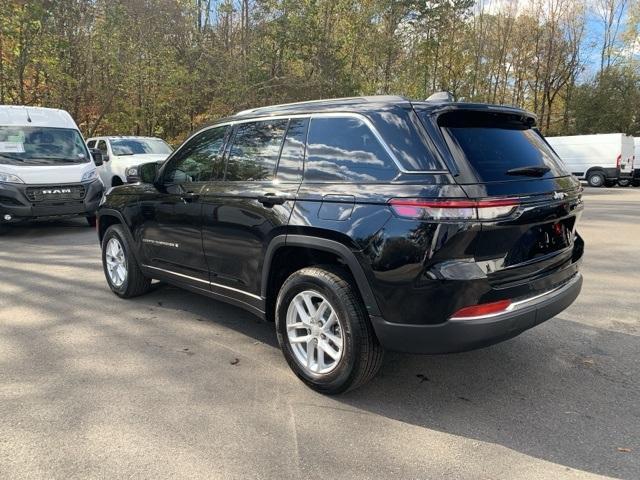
[0,126,89,166]
[304,117,398,183]
[437,111,569,182]
[276,118,307,182]
[164,126,227,184]
[97,140,108,155]
[368,109,445,171]
[226,119,288,181]
[111,138,172,156]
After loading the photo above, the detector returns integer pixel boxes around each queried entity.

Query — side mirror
[138,161,160,184]
[90,148,104,166]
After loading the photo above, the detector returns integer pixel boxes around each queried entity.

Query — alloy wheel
[105,237,127,287]
[286,290,344,374]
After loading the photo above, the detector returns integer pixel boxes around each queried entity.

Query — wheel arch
[111,175,124,187]
[261,235,381,322]
[97,210,126,242]
[585,167,605,178]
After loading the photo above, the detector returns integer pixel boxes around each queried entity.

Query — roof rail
[234,95,409,116]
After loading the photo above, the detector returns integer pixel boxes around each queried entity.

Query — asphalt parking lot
[0,187,638,480]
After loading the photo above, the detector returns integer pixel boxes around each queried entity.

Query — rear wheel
[101,224,151,298]
[275,266,384,394]
[587,171,605,187]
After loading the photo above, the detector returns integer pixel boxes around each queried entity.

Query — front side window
[97,140,108,156]
[304,117,398,183]
[0,126,89,166]
[110,138,172,156]
[226,119,288,181]
[164,126,228,185]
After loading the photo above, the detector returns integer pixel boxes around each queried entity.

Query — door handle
[180,192,200,203]
[257,193,286,207]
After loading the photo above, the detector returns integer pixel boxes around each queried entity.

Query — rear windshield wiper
[506,165,550,177]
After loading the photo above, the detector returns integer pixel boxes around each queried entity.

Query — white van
[0,106,104,230]
[85,136,172,187]
[545,133,634,187]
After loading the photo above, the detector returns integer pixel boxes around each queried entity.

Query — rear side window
[304,116,398,183]
[276,118,307,182]
[226,119,288,181]
[436,111,569,182]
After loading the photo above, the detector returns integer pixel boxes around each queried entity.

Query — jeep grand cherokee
[96,95,584,394]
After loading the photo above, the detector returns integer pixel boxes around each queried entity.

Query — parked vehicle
[0,105,103,231]
[633,138,640,187]
[85,136,172,187]
[97,95,584,393]
[545,133,634,187]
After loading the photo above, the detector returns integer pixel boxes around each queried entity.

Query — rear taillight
[616,154,621,168]
[450,299,512,320]
[388,198,520,221]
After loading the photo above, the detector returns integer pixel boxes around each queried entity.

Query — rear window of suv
[434,110,569,182]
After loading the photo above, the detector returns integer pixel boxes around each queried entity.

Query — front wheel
[275,266,384,394]
[587,172,605,187]
[101,224,151,298]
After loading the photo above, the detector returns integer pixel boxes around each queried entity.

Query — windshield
[0,126,89,165]
[433,111,570,182]
[110,138,172,156]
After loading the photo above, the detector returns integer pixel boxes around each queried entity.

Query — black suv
[97,95,584,393]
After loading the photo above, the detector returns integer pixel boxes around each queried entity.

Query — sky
[478,0,638,78]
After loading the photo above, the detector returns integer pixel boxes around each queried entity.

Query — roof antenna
[24,106,32,123]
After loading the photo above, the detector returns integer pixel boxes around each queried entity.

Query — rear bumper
[370,273,582,354]
[0,180,103,222]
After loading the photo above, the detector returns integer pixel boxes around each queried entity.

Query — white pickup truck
[86,136,172,187]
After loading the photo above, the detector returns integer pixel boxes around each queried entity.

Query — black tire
[275,266,384,394]
[587,171,605,187]
[101,224,151,298]
[86,215,97,227]
[633,180,640,188]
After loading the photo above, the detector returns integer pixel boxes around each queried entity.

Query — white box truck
[0,106,104,232]
[545,133,634,187]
